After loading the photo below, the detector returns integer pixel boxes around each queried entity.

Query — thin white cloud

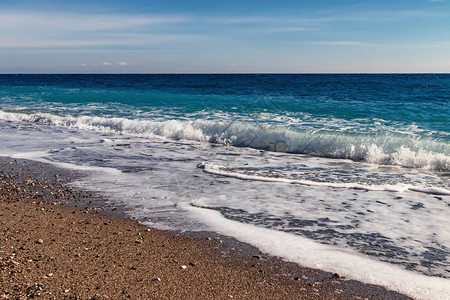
[209,16,282,24]
[0,12,189,32]
[0,12,199,49]
[79,62,128,67]
[277,27,311,32]
[307,41,380,47]
[1,9,445,44]
[0,10,448,52]
[209,9,448,26]
[0,33,207,48]
[305,40,450,48]
[267,27,318,33]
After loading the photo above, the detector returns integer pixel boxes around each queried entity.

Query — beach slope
[0,157,410,299]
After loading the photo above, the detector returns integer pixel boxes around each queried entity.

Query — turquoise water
[1,74,449,298]
[1,74,449,170]
[1,74,449,131]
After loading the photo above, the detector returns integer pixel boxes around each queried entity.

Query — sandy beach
[0,157,411,299]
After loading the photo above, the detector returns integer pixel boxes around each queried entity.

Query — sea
[0,74,449,299]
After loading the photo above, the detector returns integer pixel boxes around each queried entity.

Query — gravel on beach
[0,157,411,299]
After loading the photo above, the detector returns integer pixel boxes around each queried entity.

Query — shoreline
[0,157,411,299]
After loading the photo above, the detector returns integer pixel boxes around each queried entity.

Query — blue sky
[1,0,450,73]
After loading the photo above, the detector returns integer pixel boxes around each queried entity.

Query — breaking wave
[1,110,449,171]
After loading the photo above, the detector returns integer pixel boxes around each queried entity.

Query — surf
[1,110,449,171]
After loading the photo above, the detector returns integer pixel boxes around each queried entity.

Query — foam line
[8,151,122,174]
[181,201,450,300]
[198,162,450,196]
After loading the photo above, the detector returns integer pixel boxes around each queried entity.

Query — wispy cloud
[306,41,380,47]
[0,11,205,49]
[0,12,189,32]
[208,16,283,24]
[80,62,129,67]
[275,27,312,32]
[207,9,447,26]
[305,40,450,48]
[1,8,449,73]
[0,34,204,48]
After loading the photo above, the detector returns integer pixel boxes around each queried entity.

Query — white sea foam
[10,152,123,174]
[1,116,449,297]
[198,161,450,195]
[181,202,450,300]
[0,110,449,171]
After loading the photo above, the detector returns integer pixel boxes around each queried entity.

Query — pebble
[180,265,187,269]
[332,273,341,279]
[152,277,161,282]
[36,239,44,244]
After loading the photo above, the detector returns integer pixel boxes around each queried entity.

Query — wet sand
[0,157,411,299]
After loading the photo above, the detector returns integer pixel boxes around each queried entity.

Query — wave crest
[1,110,449,171]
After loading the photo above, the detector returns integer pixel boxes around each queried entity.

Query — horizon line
[1,72,450,75]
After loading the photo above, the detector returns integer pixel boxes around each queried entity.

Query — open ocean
[0,74,449,299]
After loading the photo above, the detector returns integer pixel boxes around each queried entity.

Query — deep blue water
[0,74,449,170]
[1,74,449,130]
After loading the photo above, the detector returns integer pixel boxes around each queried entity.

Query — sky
[1,0,450,73]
